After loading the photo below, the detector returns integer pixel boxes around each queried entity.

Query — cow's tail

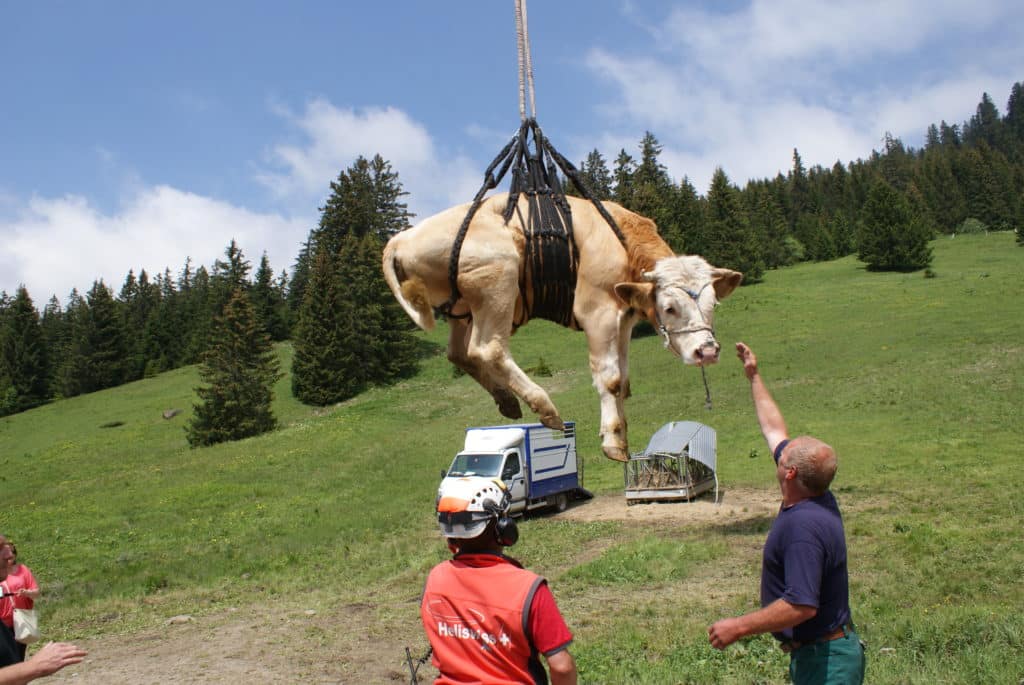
[382,238,436,331]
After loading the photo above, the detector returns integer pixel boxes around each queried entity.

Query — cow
[382,193,742,462]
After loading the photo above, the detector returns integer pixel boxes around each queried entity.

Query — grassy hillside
[2,233,1022,683]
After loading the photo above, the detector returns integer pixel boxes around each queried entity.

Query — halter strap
[654,282,715,339]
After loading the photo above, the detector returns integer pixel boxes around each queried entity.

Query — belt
[780,623,854,653]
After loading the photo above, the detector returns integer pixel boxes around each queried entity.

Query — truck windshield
[447,453,503,478]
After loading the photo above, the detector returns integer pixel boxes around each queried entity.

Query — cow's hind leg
[447,317,522,420]
[462,293,562,430]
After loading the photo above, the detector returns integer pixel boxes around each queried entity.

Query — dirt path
[43,490,782,683]
[561,486,780,524]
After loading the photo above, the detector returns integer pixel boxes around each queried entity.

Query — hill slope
[2,233,1022,683]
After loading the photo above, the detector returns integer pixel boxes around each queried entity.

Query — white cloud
[1,100,497,303]
[582,0,1024,193]
[256,99,482,220]
[1,187,306,303]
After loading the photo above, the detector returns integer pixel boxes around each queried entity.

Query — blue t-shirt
[761,491,852,643]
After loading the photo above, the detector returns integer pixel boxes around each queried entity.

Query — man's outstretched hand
[735,342,759,380]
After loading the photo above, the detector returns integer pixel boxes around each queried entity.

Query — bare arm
[545,649,577,685]
[735,342,788,454]
[708,599,816,649]
[0,643,87,685]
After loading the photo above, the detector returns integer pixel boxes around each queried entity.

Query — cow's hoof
[602,445,630,462]
[540,414,564,431]
[494,391,522,420]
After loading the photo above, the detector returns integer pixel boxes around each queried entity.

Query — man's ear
[613,282,655,310]
[711,268,743,299]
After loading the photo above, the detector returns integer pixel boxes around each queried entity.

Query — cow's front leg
[585,310,631,462]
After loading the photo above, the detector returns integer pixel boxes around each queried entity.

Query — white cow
[382,193,742,461]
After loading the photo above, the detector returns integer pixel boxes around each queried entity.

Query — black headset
[485,490,519,547]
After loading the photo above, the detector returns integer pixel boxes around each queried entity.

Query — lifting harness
[435,0,627,328]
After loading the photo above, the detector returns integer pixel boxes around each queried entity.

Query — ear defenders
[494,511,519,547]
[485,490,518,547]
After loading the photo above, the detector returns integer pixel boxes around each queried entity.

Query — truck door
[501,452,527,512]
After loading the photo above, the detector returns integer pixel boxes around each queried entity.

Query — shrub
[957,218,988,235]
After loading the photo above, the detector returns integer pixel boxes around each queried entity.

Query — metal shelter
[624,421,719,504]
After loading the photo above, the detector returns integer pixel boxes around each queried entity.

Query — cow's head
[615,256,742,366]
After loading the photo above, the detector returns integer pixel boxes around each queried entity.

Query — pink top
[1,564,38,627]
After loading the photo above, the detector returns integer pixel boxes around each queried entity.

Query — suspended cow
[382,192,742,461]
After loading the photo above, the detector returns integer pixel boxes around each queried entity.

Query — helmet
[436,477,510,539]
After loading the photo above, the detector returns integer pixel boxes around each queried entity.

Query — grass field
[2,232,1022,683]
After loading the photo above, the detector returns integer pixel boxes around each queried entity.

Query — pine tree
[673,176,704,255]
[210,239,251,317]
[631,132,681,245]
[0,286,50,414]
[956,145,1017,231]
[80,280,127,392]
[39,295,64,392]
[54,289,89,398]
[314,155,413,256]
[290,249,360,404]
[963,92,1003,149]
[576,149,613,199]
[118,268,160,381]
[918,148,967,233]
[704,168,764,280]
[788,148,812,231]
[184,266,213,364]
[349,233,418,384]
[251,253,288,341]
[291,155,420,405]
[288,238,313,324]
[879,133,914,193]
[749,188,792,268]
[612,150,636,207]
[856,179,933,271]
[186,288,281,447]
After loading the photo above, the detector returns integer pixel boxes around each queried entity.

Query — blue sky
[2,1,1022,303]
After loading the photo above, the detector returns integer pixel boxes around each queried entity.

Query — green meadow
[2,232,1021,683]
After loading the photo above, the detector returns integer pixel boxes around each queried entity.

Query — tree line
[570,83,1024,277]
[2,81,1022,431]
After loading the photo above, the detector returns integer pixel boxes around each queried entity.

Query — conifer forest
[2,82,1023,423]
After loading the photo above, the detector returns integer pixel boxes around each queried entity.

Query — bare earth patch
[561,487,781,524]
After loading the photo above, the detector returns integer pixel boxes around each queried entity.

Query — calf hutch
[624,421,719,504]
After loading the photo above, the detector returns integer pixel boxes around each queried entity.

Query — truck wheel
[554,492,569,513]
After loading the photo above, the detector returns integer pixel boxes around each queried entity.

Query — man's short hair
[785,437,837,494]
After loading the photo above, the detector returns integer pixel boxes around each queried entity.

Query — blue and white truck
[441,422,591,515]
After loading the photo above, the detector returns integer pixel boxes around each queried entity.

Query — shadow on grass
[707,514,775,536]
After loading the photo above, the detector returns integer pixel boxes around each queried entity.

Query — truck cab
[445,448,528,513]
[441,423,587,516]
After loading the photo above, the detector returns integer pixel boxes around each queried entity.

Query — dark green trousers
[788,628,865,684]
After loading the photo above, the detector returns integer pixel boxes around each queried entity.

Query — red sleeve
[527,581,573,656]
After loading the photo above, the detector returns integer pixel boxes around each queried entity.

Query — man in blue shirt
[708,343,865,684]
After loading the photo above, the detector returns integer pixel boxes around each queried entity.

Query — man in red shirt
[421,477,577,685]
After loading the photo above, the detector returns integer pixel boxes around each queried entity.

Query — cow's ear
[711,268,743,299]
[614,282,655,310]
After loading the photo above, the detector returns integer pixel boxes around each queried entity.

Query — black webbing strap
[436,119,625,322]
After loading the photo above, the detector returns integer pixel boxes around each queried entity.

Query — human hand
[708,617,744,650]
[27,642,87,677]
[735,342,759,380]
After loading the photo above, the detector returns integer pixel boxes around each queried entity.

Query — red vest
[421,554,545,685]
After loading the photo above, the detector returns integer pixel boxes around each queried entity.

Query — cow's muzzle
[693,341,721,366]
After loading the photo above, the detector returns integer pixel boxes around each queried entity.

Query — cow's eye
[664,306,676,315]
